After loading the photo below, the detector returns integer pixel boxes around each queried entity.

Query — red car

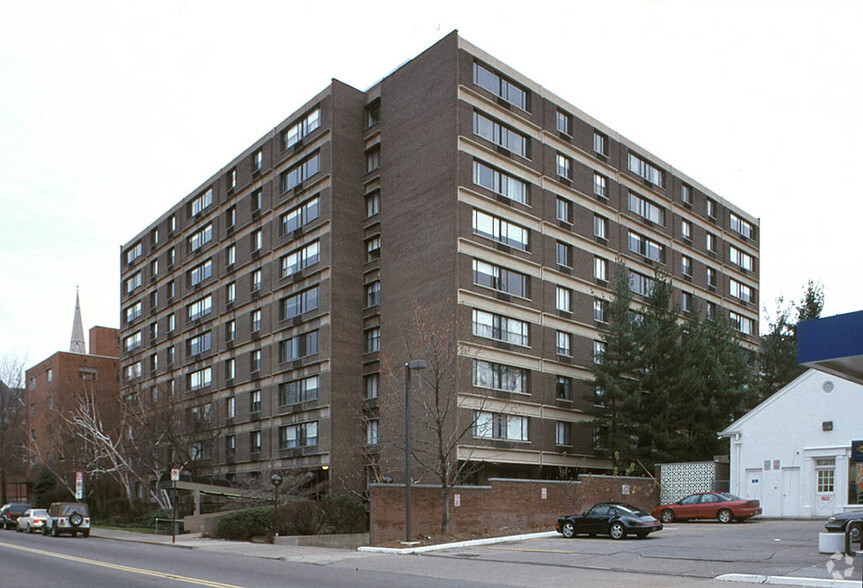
[652,492,761,524]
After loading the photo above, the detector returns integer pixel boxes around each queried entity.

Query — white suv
[43,502,90,537]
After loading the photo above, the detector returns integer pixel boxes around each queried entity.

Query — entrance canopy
[798,309,863,385]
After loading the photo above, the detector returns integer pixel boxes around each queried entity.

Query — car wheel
[660,509,675,523]
[43,525,49,536]
[561,521,576,539]
[609,522,625,540]
[717,509,733,524]
[849,522,862,543]
[69,513,83,527]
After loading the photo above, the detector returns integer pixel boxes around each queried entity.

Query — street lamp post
[404,359,428,543]
[270,472,283,536]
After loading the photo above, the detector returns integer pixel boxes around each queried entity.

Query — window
[556,331,571,356]
[473,411,528,441]
[556,242,572,267]
[556,110,571,135]
[365,146,380,173]
[251,269,262,292]
[628,192,665,225]
[225,358,235,380]
[366,100,380,128]
[250,350,261,373]
[556,197,573,224]
[729,246,755,271]
[594,298,608,323]
[250,389,262,413]
[167,280,175,300]
[280,153,321,192]
[556,287,571,313]
[365,236,381,261]
[365,191,380,217]
[472,210,529,250]
[706,232,717,252]
[251,189,262,213]
[126,301,142,323]
[150,259,159,278]
[188,224,213,253]
[150,321,159,341]
[681,255,693,276]
[279,375,319,405]
[251,308,261,332]
[226,396,236,419]
[364,373,380,399]
[126,241,143,265]
[227,168,237,191]
[225,319,236,342]
[187,295,213,321]
[150,290,159,310]
[556,153,572,179]
[681,184,692,205]
[706,301,717,319]
[366,419,379,445]
[250,431,262,453]
[280,422,318,449]
[706,267,717,288]
[279,330,319,362]
[186,332,212,357]
[225,435,236,456]
[472,309,529,347]
[594,215,608,240]
[124,362,141,381]
[365,281,380,307]
[226,282,236,304]
[281,196,320,234]
[190,441,211,461]
[594,257,608,282]
[472,360,528,394]
[555,421,572,446]
[706,198,717,219]
[166,345,175,365]
[594,173,608,199]
[472,160,528,204]
[123,331,142,352]
[628,231,665,263]
[188,367,212,391]
[281,286,319,320]
[282,107,320,149]
[729,213,754,239]
[556,376,572,400]
[168,247,175,266]
[126,272,142,294]
[473,62,528,110]
[681,291,692,313]
[365,327,381,353]
[593,340,606,362]
[281,241,320,276]
[628,153,664,187]
[681,219,692,240]
[594,132,608,157]
[729,312,755,336]
[190,188,213,217]
[472,259,529,298]
[252,149,263,173]
[629,271,655,296]
[188,259,213,287]
[729,279,754,303]
[815,458,835,493]
[473,111,528,157]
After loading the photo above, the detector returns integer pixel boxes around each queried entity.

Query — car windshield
[616,504,649,516]
[717,493,741,502]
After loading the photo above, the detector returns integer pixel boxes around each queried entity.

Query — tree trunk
[440,484,450,534]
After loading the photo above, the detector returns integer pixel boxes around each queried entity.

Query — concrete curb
[357,530,558,554]
[716,573,860,587]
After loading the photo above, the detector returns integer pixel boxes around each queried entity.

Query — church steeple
[70,288,86,354]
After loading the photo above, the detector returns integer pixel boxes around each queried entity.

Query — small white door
[813,458,836,516]
[745,469,762,502]
[780,467,800,517]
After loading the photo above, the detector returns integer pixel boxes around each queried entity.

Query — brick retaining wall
[369,475,659,545]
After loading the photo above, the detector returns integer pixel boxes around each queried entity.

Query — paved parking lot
[428,519,862,584]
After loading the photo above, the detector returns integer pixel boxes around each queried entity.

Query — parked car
[825,511,863,542]
[16,509,49,533]
[556,502,663,540]
[0,503,32,529]
[43,502,90,537]
[652,492,762,524]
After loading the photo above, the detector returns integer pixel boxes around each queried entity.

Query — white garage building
[719,369,863,518]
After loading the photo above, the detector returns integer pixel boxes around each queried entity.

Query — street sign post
[170,469,180,544]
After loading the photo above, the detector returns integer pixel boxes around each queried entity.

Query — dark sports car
[556,502,662,540]
[825,510,863,542]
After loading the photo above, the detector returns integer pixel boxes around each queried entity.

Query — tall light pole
[270,472,283,536]
[404,359,428,543]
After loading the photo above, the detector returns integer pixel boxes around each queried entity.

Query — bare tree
[0,354,27,504]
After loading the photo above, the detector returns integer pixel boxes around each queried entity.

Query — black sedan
[556,502,662,540]
[825,510,863,542]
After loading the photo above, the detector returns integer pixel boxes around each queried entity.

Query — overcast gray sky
[1,0,860,369]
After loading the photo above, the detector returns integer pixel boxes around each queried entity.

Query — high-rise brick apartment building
[119,32,759,495]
